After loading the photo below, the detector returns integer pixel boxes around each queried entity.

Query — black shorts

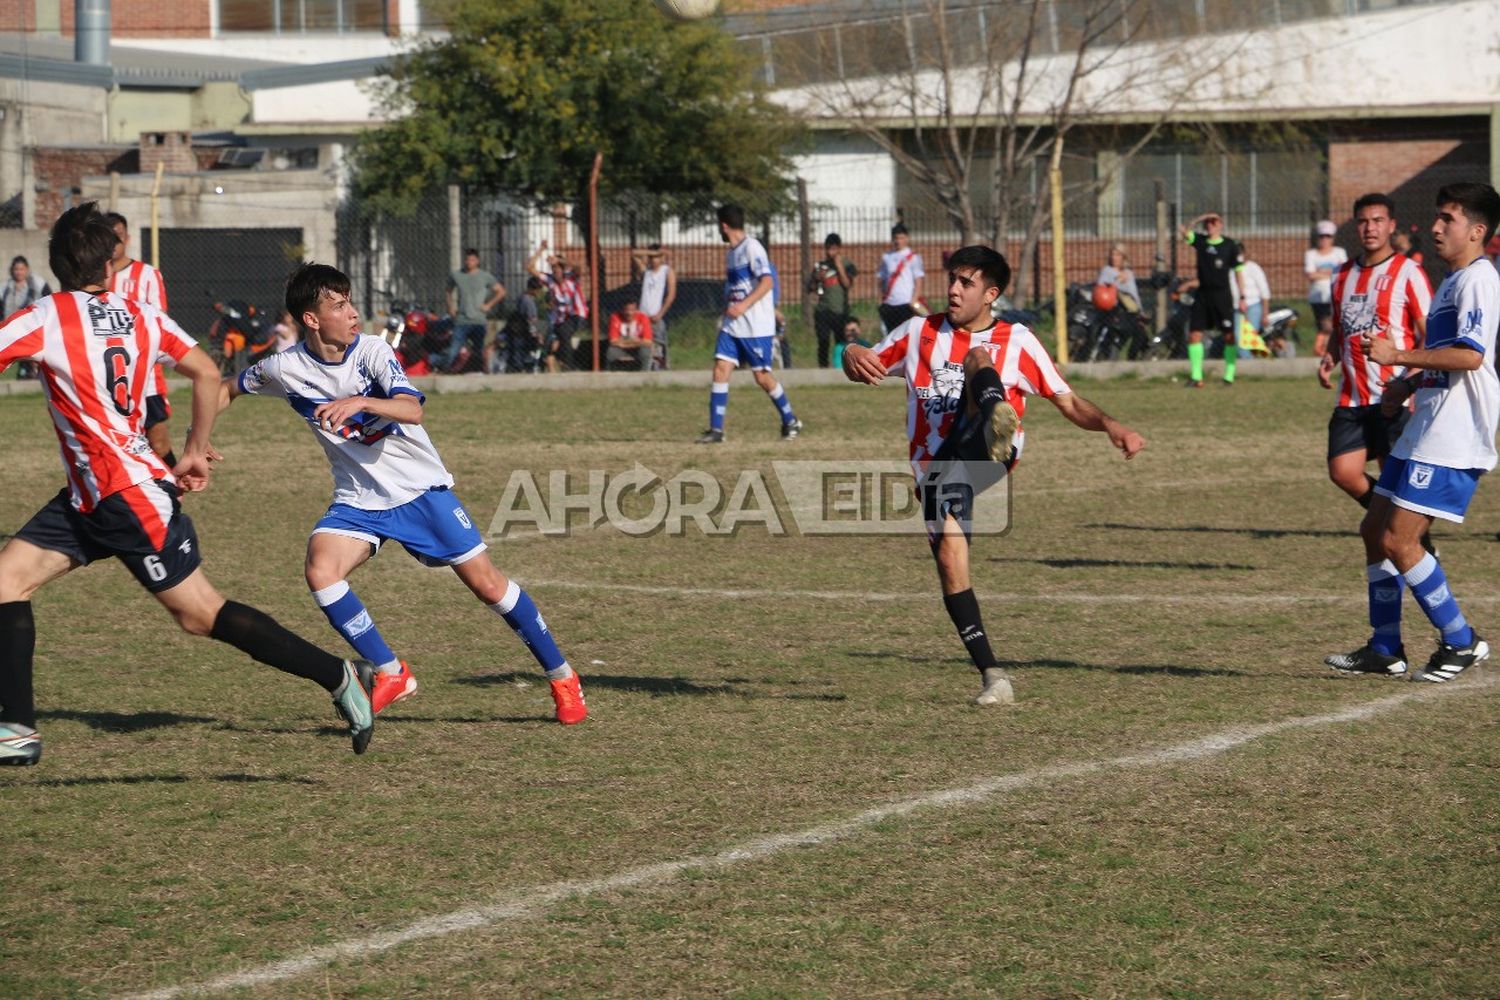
[144,393,171,430]
[920,420,1014,547]
[879,303,916,333]
[1190,289,1234,334]
[15,480,202,593]
[1311,302,1333,325]
[1327,405,1410,461]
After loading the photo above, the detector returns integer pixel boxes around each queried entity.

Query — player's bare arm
[841,343,887,385]
[725,273,773,321]
[1050,392,1146,459]
[174,346,226,491]
[314,393,422,430]
[1363,330,1483,372]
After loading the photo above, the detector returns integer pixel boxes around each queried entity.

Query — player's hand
[313,397,365,432]
[1110,425,1146,460]
[843,344,887,385]
[1316,353,1336,389]
[1378,377,1412,418]
[724,301,745,321]
[173,449,214,492]
[1362,327,1398,365]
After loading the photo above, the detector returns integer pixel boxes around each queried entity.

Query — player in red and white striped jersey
[844,245,1145,707]
[0,203,375,766]
[105,212,176,468]
[1317,192,1433,518]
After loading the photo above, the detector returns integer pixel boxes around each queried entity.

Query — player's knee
[171,603,217,637]
[304,563,341,592]
[963,346,993,375]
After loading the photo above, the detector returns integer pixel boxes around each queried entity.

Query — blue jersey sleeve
[369,337,425,403]
[1452,268,1495,354]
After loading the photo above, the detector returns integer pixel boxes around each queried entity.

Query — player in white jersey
[221,263,587,724]
[1326,182,1500,683]
[876,223,925,334]
[0,204,374,765]
[697,204,802,444]
[843,246,1146,706]
[105,212,176,467]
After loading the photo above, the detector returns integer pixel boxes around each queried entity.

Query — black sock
[942,588,998,673]
[0,601,37,728]
[210,601,345,692]
[1356,473,1377,509]
[971,366,1005,420]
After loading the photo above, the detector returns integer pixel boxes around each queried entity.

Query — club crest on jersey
[1374,274,1394,292]
[87,298,134,336]
[1409,464,1434,489]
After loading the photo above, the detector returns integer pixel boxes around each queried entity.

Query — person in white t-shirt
[1306,220,1348,356]
[222,263,588,725]
[1326,182,1500,684]
[632,244,675,367]
[1229,247,1272,356]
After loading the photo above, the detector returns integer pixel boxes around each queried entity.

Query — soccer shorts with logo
[1190,288,1234,333]
[1373,456,1484,523]
[1327,404,1411,460]
[713,330,776,371]
[15,480,202,592]
[312,487,487,566]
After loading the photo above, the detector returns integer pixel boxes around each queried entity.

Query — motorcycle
[207,298,274,375]
[376,293,453,376]
[1066,280,1158,362]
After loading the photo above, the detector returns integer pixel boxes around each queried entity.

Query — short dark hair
[1436,182,1500,245]
[946,244,1010,295]
[1352,192,1396,218]
[285,262,352,324]
[104,211,128,230]
[10,255,27,268]
[464,247,480,258]
[49,202,117,291]
[891,223,908,238]
[824,232,842,246]
[717,204,745,229]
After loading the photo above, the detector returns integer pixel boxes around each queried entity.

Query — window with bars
[218,0,387,33]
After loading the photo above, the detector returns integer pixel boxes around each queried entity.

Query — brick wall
[32,146,137,224]
[1328,138,1488,226]
[139,132,198,175]
[60,0,211,38]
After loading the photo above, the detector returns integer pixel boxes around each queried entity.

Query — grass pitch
[2,375,1498,998]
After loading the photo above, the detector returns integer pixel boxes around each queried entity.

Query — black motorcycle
[207,298,273,375]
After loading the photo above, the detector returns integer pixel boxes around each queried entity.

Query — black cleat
[1325,644,1408,677]
[781,418,803,439]
[696,428,724,445]
[1414,637,1489,683]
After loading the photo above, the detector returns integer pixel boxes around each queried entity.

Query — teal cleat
[331,660,375,754]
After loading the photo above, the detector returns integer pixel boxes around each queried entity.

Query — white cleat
[973,668,1016,706]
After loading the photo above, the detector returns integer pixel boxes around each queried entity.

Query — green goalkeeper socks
[1187,341,1204,382]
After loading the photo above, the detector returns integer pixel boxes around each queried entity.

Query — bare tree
[793,0,1256,299]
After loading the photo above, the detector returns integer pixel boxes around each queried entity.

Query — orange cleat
[549,672,587,725]
[370,660,418,714]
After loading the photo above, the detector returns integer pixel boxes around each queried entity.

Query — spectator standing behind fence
[1180,211,1245,387]
[633,245,676,364]
[1230,247,1272,356]
[808,233,857,368]
[443,248,505,375]
[497,277,544,374]
[2,256,50,380]
[606,300,653,371]
[877,223,925,333]
[529,243,589,373]
[1306,220,1348,357]
[1095,244,1141,313]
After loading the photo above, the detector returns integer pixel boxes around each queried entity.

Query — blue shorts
[313,487,487,566]
[714,331,775,371]
[1374,457,1484,523]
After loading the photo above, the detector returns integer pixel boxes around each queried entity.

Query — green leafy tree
[354,0,802,216]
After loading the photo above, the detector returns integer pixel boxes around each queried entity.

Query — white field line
[525,579,1500,607]
[123,677,1495,1000]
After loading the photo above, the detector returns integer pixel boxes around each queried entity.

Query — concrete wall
[78,167,340,264]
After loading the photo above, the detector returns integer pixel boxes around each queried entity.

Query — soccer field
[3,376,1498,998]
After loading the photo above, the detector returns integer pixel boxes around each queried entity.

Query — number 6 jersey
[0,290,194,511]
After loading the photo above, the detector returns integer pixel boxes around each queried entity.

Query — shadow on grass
[27,773,320,787]
[1085,521,1350,540]
[38,709,218,733]
[455,671,847,702]
[847,650,1244,678]
[990,556,1257,571]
